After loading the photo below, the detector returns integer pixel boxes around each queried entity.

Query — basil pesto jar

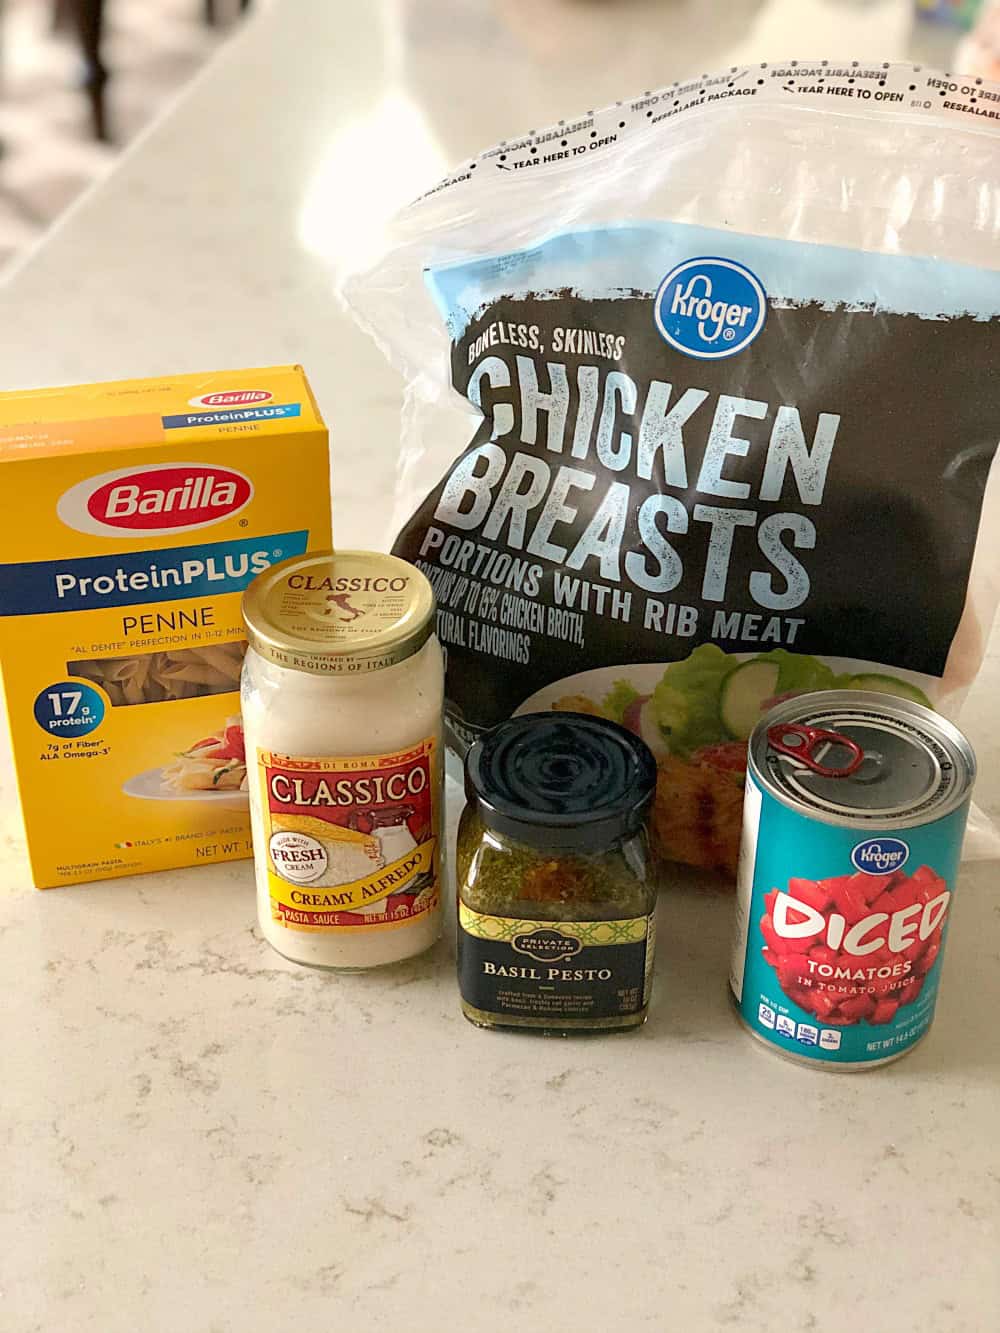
[456,713,658,1034]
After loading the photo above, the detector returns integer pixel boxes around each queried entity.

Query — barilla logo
[852,838,910,875]
[57,463,253,537]
[188,389,273,409]
[653,256,767,360]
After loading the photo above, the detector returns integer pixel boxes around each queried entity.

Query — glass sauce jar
[456,713,658,1034]
[241,550,444,970]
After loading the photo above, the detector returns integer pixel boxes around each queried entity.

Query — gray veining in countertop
[4,778,999,1331]
[0,1,995,1329]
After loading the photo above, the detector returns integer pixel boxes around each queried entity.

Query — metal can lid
[241,550,435,676]
[464,712,657,852]
[749,690,976,828]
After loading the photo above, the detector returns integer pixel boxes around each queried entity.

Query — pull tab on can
[766,723,865,778]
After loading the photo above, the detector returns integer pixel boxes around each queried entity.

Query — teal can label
[729,692,974,1069]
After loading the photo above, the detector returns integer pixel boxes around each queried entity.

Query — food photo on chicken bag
[343,60,1000,882]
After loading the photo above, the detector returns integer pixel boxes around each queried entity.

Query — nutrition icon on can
[729,691,975,1070]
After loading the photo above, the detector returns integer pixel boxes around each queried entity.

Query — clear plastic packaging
[344,61,1000,868]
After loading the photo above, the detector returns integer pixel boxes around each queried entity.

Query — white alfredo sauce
[241,551,444,970]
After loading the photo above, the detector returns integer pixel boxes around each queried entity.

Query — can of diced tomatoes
[730,690,975,1070]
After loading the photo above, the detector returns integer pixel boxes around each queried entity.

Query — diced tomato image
[810,992,839,1021]
[856,871,901,904]
[901,934,929,967]
[838,993,876,1022]
[909,865,947,902]
[760,914,787,956]
[871,882,916,916]
[759,864,950,1028]
[787,877,831,913]
[871,998,900,1026]
[831,876,869,925]
[809,944,838,968]
[776,953,813,992]
[917,940,941,975]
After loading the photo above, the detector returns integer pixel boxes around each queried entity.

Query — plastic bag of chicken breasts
[344,61,1000,877]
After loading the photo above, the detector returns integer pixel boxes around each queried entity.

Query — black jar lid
[464,712,657,852]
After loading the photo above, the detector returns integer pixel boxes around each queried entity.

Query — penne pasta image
[69,642,247,706]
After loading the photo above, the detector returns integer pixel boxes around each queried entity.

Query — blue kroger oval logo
[851,838,910,875]
[653,256,767,360]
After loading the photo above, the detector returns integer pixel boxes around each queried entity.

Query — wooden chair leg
[205,0,252,24]
[66,0,109,141]
[205,1,252,23]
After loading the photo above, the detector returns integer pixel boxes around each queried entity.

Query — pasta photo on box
[0,366,331,888]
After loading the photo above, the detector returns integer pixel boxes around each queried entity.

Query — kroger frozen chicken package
[344,62,1000,875]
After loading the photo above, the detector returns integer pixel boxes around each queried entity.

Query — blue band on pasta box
[0,530,309,616]
[161,403,302,429]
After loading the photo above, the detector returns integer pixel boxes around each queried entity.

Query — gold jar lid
[242,550,436,675]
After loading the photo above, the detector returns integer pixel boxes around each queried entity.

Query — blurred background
[0,0,265,268]
[0,0,994,275]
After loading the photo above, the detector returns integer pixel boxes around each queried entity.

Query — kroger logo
[57,463,253,537]
[654,256,767,360]
[851,838,910,875]
[188,389,273,409]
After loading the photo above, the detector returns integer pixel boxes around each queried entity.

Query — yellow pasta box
[0,366,331,887]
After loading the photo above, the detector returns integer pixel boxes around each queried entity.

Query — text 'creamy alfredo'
[241,550,444,970]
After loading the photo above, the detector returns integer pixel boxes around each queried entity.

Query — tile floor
[0,0,261,271]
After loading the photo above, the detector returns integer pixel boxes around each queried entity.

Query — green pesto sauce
[456,806,654,921]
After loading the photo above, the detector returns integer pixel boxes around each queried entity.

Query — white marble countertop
[1,2,996,1329]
